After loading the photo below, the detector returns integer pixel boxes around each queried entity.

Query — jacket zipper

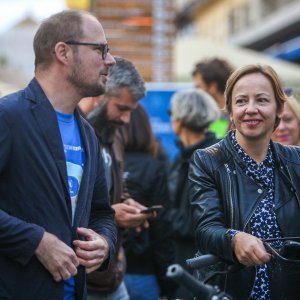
[225,164,234,227]
[228,173,234,227]
[286,165,300,207]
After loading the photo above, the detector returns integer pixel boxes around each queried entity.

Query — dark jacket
[88,104,126,205]
[87,104,127,293]
[189,132,300,299]
[167,132,219,299]
[0,79,117,300]
[123,152,176,297]
[168,132,219,241]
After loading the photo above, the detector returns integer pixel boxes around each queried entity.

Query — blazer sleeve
[0,108,45,266]
[188,149,234,262]
[88,144,117,259]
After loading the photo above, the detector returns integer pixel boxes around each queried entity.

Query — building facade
[177,0,300,64]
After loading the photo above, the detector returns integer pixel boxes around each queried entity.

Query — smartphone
[141,205,163,214]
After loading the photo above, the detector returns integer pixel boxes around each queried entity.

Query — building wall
[0,22,37,85]
[66,0,90,10]
[182,0,300,50]
[192,0,249,42]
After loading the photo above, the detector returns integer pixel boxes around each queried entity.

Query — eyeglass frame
[64,41,110,60]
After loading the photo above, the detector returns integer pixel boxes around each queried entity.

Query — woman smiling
[189,64,300,299]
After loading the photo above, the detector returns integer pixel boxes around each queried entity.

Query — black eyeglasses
[64,41,109,60]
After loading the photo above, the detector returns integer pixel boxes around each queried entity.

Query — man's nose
[120,111,131,124]
[105,52,116,66]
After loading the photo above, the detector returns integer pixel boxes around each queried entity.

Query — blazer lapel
[73,109,91,226]
[27,80,71,205]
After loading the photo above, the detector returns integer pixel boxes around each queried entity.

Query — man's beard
[109,120,124,126]
[88,99,125,128]
[67,59,105,98]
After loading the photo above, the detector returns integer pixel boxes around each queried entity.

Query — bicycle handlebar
[166,264,232,300]
[186,254,220,270]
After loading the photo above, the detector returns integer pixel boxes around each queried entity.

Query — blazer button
[257,188,263,194]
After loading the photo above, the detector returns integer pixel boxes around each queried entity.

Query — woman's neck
[235,131,270,164]
[180,129,206,148]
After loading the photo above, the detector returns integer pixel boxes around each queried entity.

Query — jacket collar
[25,78,89,224]
[178,132,219,159]
[222,131,248,171]
[222,131,282,170]
[222,130,297,223]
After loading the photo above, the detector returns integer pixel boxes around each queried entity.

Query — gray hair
[170,88,220,132]
[105,57,146,101]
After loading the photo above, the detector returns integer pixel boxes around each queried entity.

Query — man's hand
[35,232,79,282]
[232,232,271,266]
[73,227,109,274]
[112,198,154,231]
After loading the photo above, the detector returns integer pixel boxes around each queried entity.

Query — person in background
[78,96,102,117]
[192,58,234,138]
[0,10,117,300]
[189,64,300,299]
[80,57,155,300]
[272,94,300,146]
[166,88,220,299]
[118,104,176,300]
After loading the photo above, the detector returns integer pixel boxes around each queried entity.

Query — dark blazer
[189,132,300,299]
[0,79,117,300]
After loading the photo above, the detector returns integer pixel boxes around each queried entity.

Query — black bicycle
[166,237,300,300]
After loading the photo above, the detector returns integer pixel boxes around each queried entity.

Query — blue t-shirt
[56,111,85,300]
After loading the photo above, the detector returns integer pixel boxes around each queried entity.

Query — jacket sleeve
[0,108,45,266]
[188,149,234,262]
[88,144,117,260]
[164,159,194,239]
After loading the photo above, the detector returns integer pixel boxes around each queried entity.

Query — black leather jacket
[189,132,300,299]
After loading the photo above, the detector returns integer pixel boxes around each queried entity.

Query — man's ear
[53,42,71,64]
[208,81,218,96]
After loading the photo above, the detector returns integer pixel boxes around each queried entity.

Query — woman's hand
[232,232,271,266]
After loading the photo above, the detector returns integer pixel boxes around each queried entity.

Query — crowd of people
[0,8,300,300]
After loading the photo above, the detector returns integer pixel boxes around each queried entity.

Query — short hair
[170,88,220,132]
[192,58,233,93]
[286,95,300,123]
[33,10,88,70]
[105,57,146,101]
[225,64,287,129]
[119,104,158,157]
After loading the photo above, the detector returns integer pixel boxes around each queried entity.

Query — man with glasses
[0,10,117,300]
